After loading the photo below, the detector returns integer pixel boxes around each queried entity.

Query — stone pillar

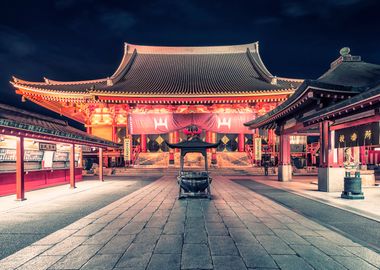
[16,136,25,201]
[69,144,76,189]
[278,134,292,181]
[238,133,245,152]
[318,121,345,192]
[99,148,104,181]
[140,134,147,153]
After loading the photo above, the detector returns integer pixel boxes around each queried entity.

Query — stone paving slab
[0,174,379,269]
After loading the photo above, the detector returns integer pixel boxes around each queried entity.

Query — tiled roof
[301,83,380,124]
[244,53,380,128]
[318,55,380,89]
[11,42,301,97]
[0,103,120,148]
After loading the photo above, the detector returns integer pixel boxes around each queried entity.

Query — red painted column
[112,125,117,142]
[16,136,25,200]
[319,121,335,167]
[99,148,104,181]
[210,132,217,165]
[278,134,292,181]
[317,120,346,192]
[140,134,147,153]
[279,134,291,165]
[69,144,76,189]
[238,133,245,152]
[360,146,366,166]
[168,132,176,165]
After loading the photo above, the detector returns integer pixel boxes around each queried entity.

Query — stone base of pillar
[318,167,345,192]
[278,165,292,182]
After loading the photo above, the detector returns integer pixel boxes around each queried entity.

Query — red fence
[0,168,82,197]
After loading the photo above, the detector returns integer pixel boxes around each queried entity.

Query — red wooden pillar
[338,148,344,167]
[208,131,217,165]
[319,121,335,167]
[86,126,92,134]
[238,133,245,152]
[278,134,292,181]
[69,144,76,189]
[279,134,291,166]
[140,134,147,153]
[16,136,25,200]
[99,148,104,181]
[168,132,176,165]
[360,146,366,166]
[318,120,345,192]
[173,130,180,153]
[112,125,117,142]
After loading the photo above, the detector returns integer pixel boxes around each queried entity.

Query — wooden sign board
[335,122,379,148]
[124,135,132,161]
[39,142,56,151]
[254,137,262,161]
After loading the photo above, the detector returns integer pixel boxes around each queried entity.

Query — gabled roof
[0,103,120,148]
[245,51,380,129]
[301,83,380,125]
[318,55,380,89]
[11,42,302,98]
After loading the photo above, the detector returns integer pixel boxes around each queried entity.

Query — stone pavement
[237,175,380,222]
[1,174,379,270]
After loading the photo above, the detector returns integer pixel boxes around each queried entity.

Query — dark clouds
[0,0,379,129]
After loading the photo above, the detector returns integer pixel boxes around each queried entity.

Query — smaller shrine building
[245,49,380,191]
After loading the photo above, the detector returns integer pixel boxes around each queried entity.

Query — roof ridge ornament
[107,77,114,86]
[331,47,362,68]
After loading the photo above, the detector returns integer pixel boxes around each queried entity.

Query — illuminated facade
[11,42,302,166]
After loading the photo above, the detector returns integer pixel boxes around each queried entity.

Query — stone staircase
[134,152,169,168]
[216,152,252,168]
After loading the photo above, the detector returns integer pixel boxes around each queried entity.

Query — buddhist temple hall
[10,42,303,168]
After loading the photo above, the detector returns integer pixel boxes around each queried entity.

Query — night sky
[1,0,379,129]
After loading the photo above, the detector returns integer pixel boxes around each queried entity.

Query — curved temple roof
[11,42,302,98]
[0,103,120,148]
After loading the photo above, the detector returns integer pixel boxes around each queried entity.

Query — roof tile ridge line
[109,48,138,85]
[244,82,311,126]
[0,103,68,126]
[254,42,275,78]
[317,56,343,80]
[125,41,259,54]
[110,42,131,79]
[42,77,107,85]
[276,77,304,83]
[11,81,93,96]
[246,48,273,83]
[11,76,47,85]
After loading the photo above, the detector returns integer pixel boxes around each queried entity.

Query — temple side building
[245,49,380,191]
[11,42,302,167]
